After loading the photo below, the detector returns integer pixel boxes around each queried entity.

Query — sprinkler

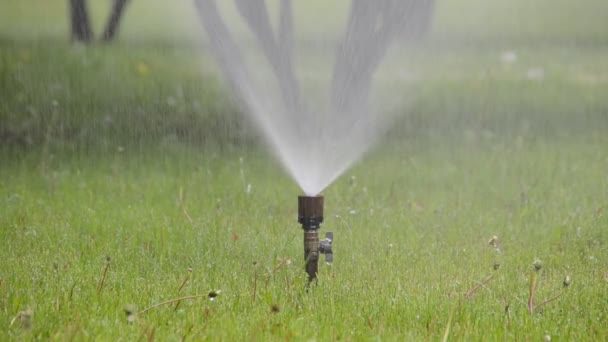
[298,195,333,282]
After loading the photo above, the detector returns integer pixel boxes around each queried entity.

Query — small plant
[252,261,259,302]
[177,267,193,292]
[139,291,220,315]
[528,259,570,314]
[178,186,193,224]
[488,235,499,248]
[174,268,193,311]
[465,248,570,316]
[465,272,495,299]
[124,305,137,324]
[207,289,221,300]
[264,257,292,290]
[465,235,502,299]
[10,309,33,330]
[97,256,111,295]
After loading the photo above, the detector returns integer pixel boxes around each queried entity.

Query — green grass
[1,142,607,340]
[1,0,608,340]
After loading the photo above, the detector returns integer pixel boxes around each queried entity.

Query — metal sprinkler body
[298,196,333,282]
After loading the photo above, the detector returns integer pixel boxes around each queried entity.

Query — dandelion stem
[97,258,111,295]
[465,274,494,299]
[442,303,458,342]
[139,294,209,315]
[528,273,537,313]
[535,293,562,311]
[174,269,192,311]
[179,186,193,224]
[177,273,190,292]
[252,269,258,302]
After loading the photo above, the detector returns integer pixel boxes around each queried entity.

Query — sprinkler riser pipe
[304,230,320,280]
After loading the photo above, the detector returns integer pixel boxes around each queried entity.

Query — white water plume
[195,0,422,195]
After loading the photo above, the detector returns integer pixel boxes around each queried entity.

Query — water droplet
[526,67,545,81]
[500,50,517,64]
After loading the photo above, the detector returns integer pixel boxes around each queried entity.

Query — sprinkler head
[298,195,324,229]
[298,195,332,282]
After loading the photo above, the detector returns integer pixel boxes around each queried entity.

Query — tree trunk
[234,0,301,118]
[69,0,93,42]
[102,0,130,41]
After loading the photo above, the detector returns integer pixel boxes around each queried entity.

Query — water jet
[194,0,414,280]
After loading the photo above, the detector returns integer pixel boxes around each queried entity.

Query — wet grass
[1,140,607,340]
[2,0,608,340]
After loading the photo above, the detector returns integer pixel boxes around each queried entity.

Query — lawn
[1,0,608,340]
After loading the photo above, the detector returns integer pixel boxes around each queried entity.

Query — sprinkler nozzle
[298,195,324,229]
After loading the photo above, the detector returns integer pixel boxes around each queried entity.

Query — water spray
[298,195,333,282]
[195,0,411,280]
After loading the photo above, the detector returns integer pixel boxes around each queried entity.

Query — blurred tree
[68,0,130,43]
[102,0,130,41]
[233,0,300,115]
[69,0,93,42]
